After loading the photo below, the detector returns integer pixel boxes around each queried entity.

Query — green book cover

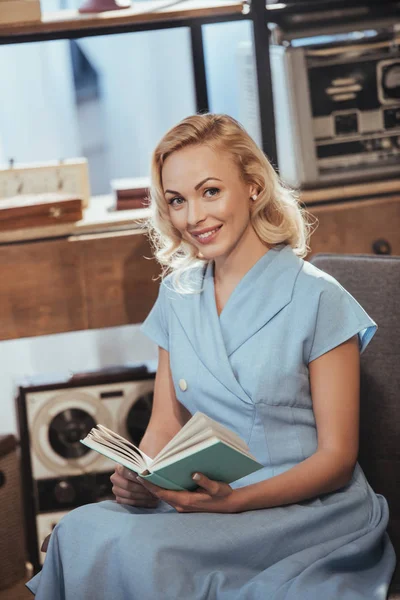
[140,440,263,492]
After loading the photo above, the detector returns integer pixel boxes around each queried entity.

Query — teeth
[197,227,219,239]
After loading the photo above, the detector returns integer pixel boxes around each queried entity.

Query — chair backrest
[310,253,400,589]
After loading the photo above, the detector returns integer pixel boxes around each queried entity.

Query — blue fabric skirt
[26,483,395,600]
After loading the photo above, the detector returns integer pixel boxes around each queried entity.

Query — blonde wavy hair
[144,113,316,293]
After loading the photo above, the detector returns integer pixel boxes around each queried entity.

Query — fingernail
[192,473,200,481]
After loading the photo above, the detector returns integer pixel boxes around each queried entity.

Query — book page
[82,425,153,469]
[86,430,146,469]
[152,437,260,473]
[81,438,144,475]
[201,416,249,451]
[83,413,252,475]
[96,424,152,463]
[152,428,213,464]
[153,413,248,465]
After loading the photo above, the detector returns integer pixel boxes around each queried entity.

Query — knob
[372,239,392,255]
[54,480,76,504]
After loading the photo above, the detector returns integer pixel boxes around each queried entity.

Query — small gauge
[378,59,400,104]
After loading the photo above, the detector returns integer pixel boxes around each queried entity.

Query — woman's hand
[110,465,159,508]
[137,473,237,513]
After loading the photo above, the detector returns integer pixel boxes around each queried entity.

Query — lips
[190,225,223,244]
[190,225,222,237]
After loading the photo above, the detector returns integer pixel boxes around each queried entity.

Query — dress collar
[169,244,303,404]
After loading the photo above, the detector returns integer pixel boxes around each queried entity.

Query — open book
[80,412,263,491]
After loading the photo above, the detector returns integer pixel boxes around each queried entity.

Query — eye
[204,187,220,198]
[167,196,185,208]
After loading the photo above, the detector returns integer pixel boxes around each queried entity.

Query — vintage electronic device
[16,362,156,572]
[0,158,91,208]
[269,26,400,187]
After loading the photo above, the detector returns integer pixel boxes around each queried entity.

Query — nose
[186,200,206,227]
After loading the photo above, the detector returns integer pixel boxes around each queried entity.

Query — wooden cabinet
[0,229,160,341]
[1,237,85,340]
[78,230,160,330]
[302,180,400,259]
[306,196,400,258]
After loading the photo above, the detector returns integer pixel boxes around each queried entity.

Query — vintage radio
[269,26,400,187]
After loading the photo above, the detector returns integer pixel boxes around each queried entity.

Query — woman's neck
[213,230,270,289]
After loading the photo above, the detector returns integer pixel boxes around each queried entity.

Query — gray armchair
[310,253,400,599]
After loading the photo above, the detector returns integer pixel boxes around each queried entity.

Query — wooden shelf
[300,178,400,206]
[0,0,246,41]
[306,195,400,257]
[0,195,149,244]
[1,179,399,340]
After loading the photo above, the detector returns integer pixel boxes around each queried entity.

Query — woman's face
[161,144,257,263]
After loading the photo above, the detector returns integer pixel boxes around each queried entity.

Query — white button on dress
[179,379,188,391]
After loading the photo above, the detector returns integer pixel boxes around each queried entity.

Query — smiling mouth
[191,225,222,240]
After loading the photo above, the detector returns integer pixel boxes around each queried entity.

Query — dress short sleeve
[139,280,170,351]
[308,277,377,363]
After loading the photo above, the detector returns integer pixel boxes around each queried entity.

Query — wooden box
[0,194,83,231]
[0,0,41,25]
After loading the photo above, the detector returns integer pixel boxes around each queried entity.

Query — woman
[27,114,396,599]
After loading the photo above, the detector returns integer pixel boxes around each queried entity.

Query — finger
[138,480,193,509]
[135,477,163,495]
[137,479,181,505]
[111,473,158,497]
[111,475,153,497]
[112,466,138,483]
[119,465,135,478]
[191,473,221,496]
[112,478,157,497]
[112,486,156,501]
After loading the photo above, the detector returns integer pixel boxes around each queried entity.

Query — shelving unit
[0,0,277,165]
[1,0,399,340]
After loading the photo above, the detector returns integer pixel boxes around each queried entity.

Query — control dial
[54,480,76,504]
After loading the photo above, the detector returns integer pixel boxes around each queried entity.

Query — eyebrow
[164,177,222,196]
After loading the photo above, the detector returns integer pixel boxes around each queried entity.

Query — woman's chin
[196,244,222,257]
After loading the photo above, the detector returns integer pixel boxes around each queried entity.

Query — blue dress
[27,243,396,599]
